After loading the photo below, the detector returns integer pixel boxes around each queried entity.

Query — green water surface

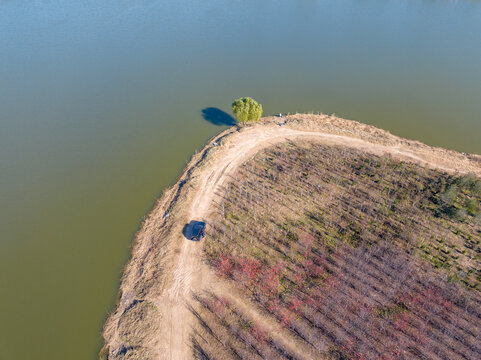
[1,0,480,359]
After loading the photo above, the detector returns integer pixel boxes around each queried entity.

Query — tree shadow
[201,107,236,126]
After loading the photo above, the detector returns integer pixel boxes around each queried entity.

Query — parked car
[190,221,206,241]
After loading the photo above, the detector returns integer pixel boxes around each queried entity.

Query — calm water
[1,0,480,359]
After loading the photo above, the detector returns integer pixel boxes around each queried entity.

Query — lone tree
[232,97,263,124]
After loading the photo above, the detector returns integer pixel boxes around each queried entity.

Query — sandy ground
[101,115,481,360]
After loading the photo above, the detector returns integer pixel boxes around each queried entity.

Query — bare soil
[100,114,481,360]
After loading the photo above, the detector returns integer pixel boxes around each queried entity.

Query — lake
[0,0,480,359]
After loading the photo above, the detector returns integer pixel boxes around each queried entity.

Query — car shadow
[201,107,236,126]
[182,220,205,240]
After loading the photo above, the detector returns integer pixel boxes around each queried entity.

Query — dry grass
[191,292,296,360]
[200,141,481,359]
[100,114,481,360]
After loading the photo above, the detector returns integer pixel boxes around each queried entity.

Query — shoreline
[100,114,481,359]
[99,125,239,359]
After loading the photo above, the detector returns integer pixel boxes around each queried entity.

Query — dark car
[190,221,206,241]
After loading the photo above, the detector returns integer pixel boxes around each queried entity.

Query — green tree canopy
[465,198,479,216]
[231,97,263,124]
[440,184,458,206]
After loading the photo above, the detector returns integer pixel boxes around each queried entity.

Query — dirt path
[158,123,477,360]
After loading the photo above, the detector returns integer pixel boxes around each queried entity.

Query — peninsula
[100,114,481,360]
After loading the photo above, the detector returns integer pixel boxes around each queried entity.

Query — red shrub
[216,254,234,276]
[279,311,291,328]
[299,232,315,258]
[262,261,284,296]
[239,257,261,282]
[251,325,267,345]
[288,297,304,316]
[393,313,410,332]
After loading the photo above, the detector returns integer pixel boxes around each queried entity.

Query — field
[195,141,481,359]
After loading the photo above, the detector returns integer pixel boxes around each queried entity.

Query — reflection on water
[1,0,480,359]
